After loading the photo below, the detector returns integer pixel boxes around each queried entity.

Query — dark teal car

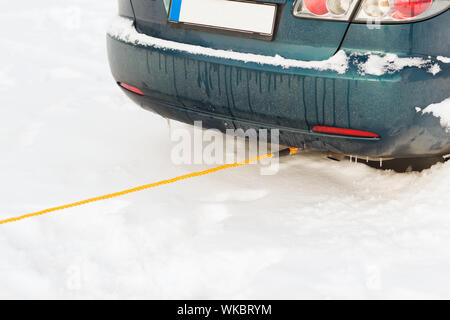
[107,0,450,159]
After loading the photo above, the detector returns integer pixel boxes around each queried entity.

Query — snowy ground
[1,0,450,299]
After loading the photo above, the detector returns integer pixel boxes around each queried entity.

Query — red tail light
[119,82,144,96]
[304,0,329,15]
[392,0,433,19]
[294,0,358,20]
[313,126,380,138]
[355,0,448,22]
[294,0,448,22]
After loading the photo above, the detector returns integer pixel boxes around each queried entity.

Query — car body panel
[109,1,450,158]
[342,11,450,58]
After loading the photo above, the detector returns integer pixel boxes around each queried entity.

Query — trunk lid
[130,0,349,60]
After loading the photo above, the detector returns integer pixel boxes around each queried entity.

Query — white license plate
[168,0,277,38]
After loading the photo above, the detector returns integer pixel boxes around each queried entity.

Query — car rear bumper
[107,17,450,158]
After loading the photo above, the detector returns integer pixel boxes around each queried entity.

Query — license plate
[168,0,277,39]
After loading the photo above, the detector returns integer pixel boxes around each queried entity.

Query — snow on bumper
[107,17,446,76]
[420,97,450,133]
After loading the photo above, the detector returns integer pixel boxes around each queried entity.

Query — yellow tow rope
[0,148,298,226]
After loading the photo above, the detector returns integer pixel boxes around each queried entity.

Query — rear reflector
[119,82,144,96]
[313,126,380,138]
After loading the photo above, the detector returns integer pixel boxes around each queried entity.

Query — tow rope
[0,147,298,226]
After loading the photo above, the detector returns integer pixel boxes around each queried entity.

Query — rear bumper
[107,17,450,158]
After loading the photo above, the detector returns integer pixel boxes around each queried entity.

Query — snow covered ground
[1,0,450,299]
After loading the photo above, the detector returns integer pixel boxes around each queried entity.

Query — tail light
[293,0,449,22]
[303,0,329,15]
[354,0,448,22]
[293,0,359,20]
[392,0,432,19]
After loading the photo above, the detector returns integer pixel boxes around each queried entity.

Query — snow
[420,97,450,133]
[108,17,350,74]
[109,17,444,77]
[354,52,438,76]
[437,56,450,64]
[428,63,442,76]
[1,0,450,299]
